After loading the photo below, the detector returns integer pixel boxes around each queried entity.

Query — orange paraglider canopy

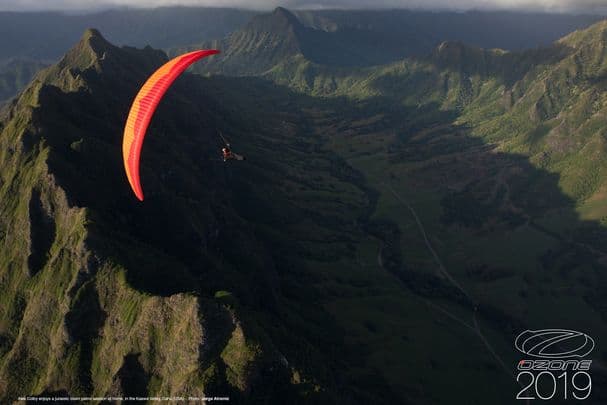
[122,49,219,201]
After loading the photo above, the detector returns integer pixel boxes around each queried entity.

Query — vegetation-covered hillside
[3,9,607,405]
[0,29,380,403]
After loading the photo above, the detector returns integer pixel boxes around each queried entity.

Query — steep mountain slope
[0,29,372,403]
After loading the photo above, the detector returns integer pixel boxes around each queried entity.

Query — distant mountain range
[2,6,602,64]
[173,7,604,70]
[0,7,257,61]
[294,8,606,53]
[1,7,603,103]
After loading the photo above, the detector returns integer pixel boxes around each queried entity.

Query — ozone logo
[515,329,595,359]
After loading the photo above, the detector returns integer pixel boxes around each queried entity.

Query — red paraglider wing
[122,49,219,201]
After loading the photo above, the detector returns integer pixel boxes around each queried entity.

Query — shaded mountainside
[0,29,395,403]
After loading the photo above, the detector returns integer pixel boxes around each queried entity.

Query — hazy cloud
[1,0,606,13]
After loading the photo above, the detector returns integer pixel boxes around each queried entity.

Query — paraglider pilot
[222,144,246,161]
[219,131,245,161]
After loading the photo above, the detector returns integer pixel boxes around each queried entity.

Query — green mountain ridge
[0,29,355,403]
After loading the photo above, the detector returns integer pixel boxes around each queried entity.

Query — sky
[1,0,606,13]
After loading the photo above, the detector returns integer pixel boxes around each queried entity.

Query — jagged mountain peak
[81,28,110,50]
[202,7,305,75]
[27,28,167,97]
[60,28,118,70]
[246,6,303,33]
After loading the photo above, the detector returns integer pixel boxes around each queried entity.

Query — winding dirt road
[381,181,516,381]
